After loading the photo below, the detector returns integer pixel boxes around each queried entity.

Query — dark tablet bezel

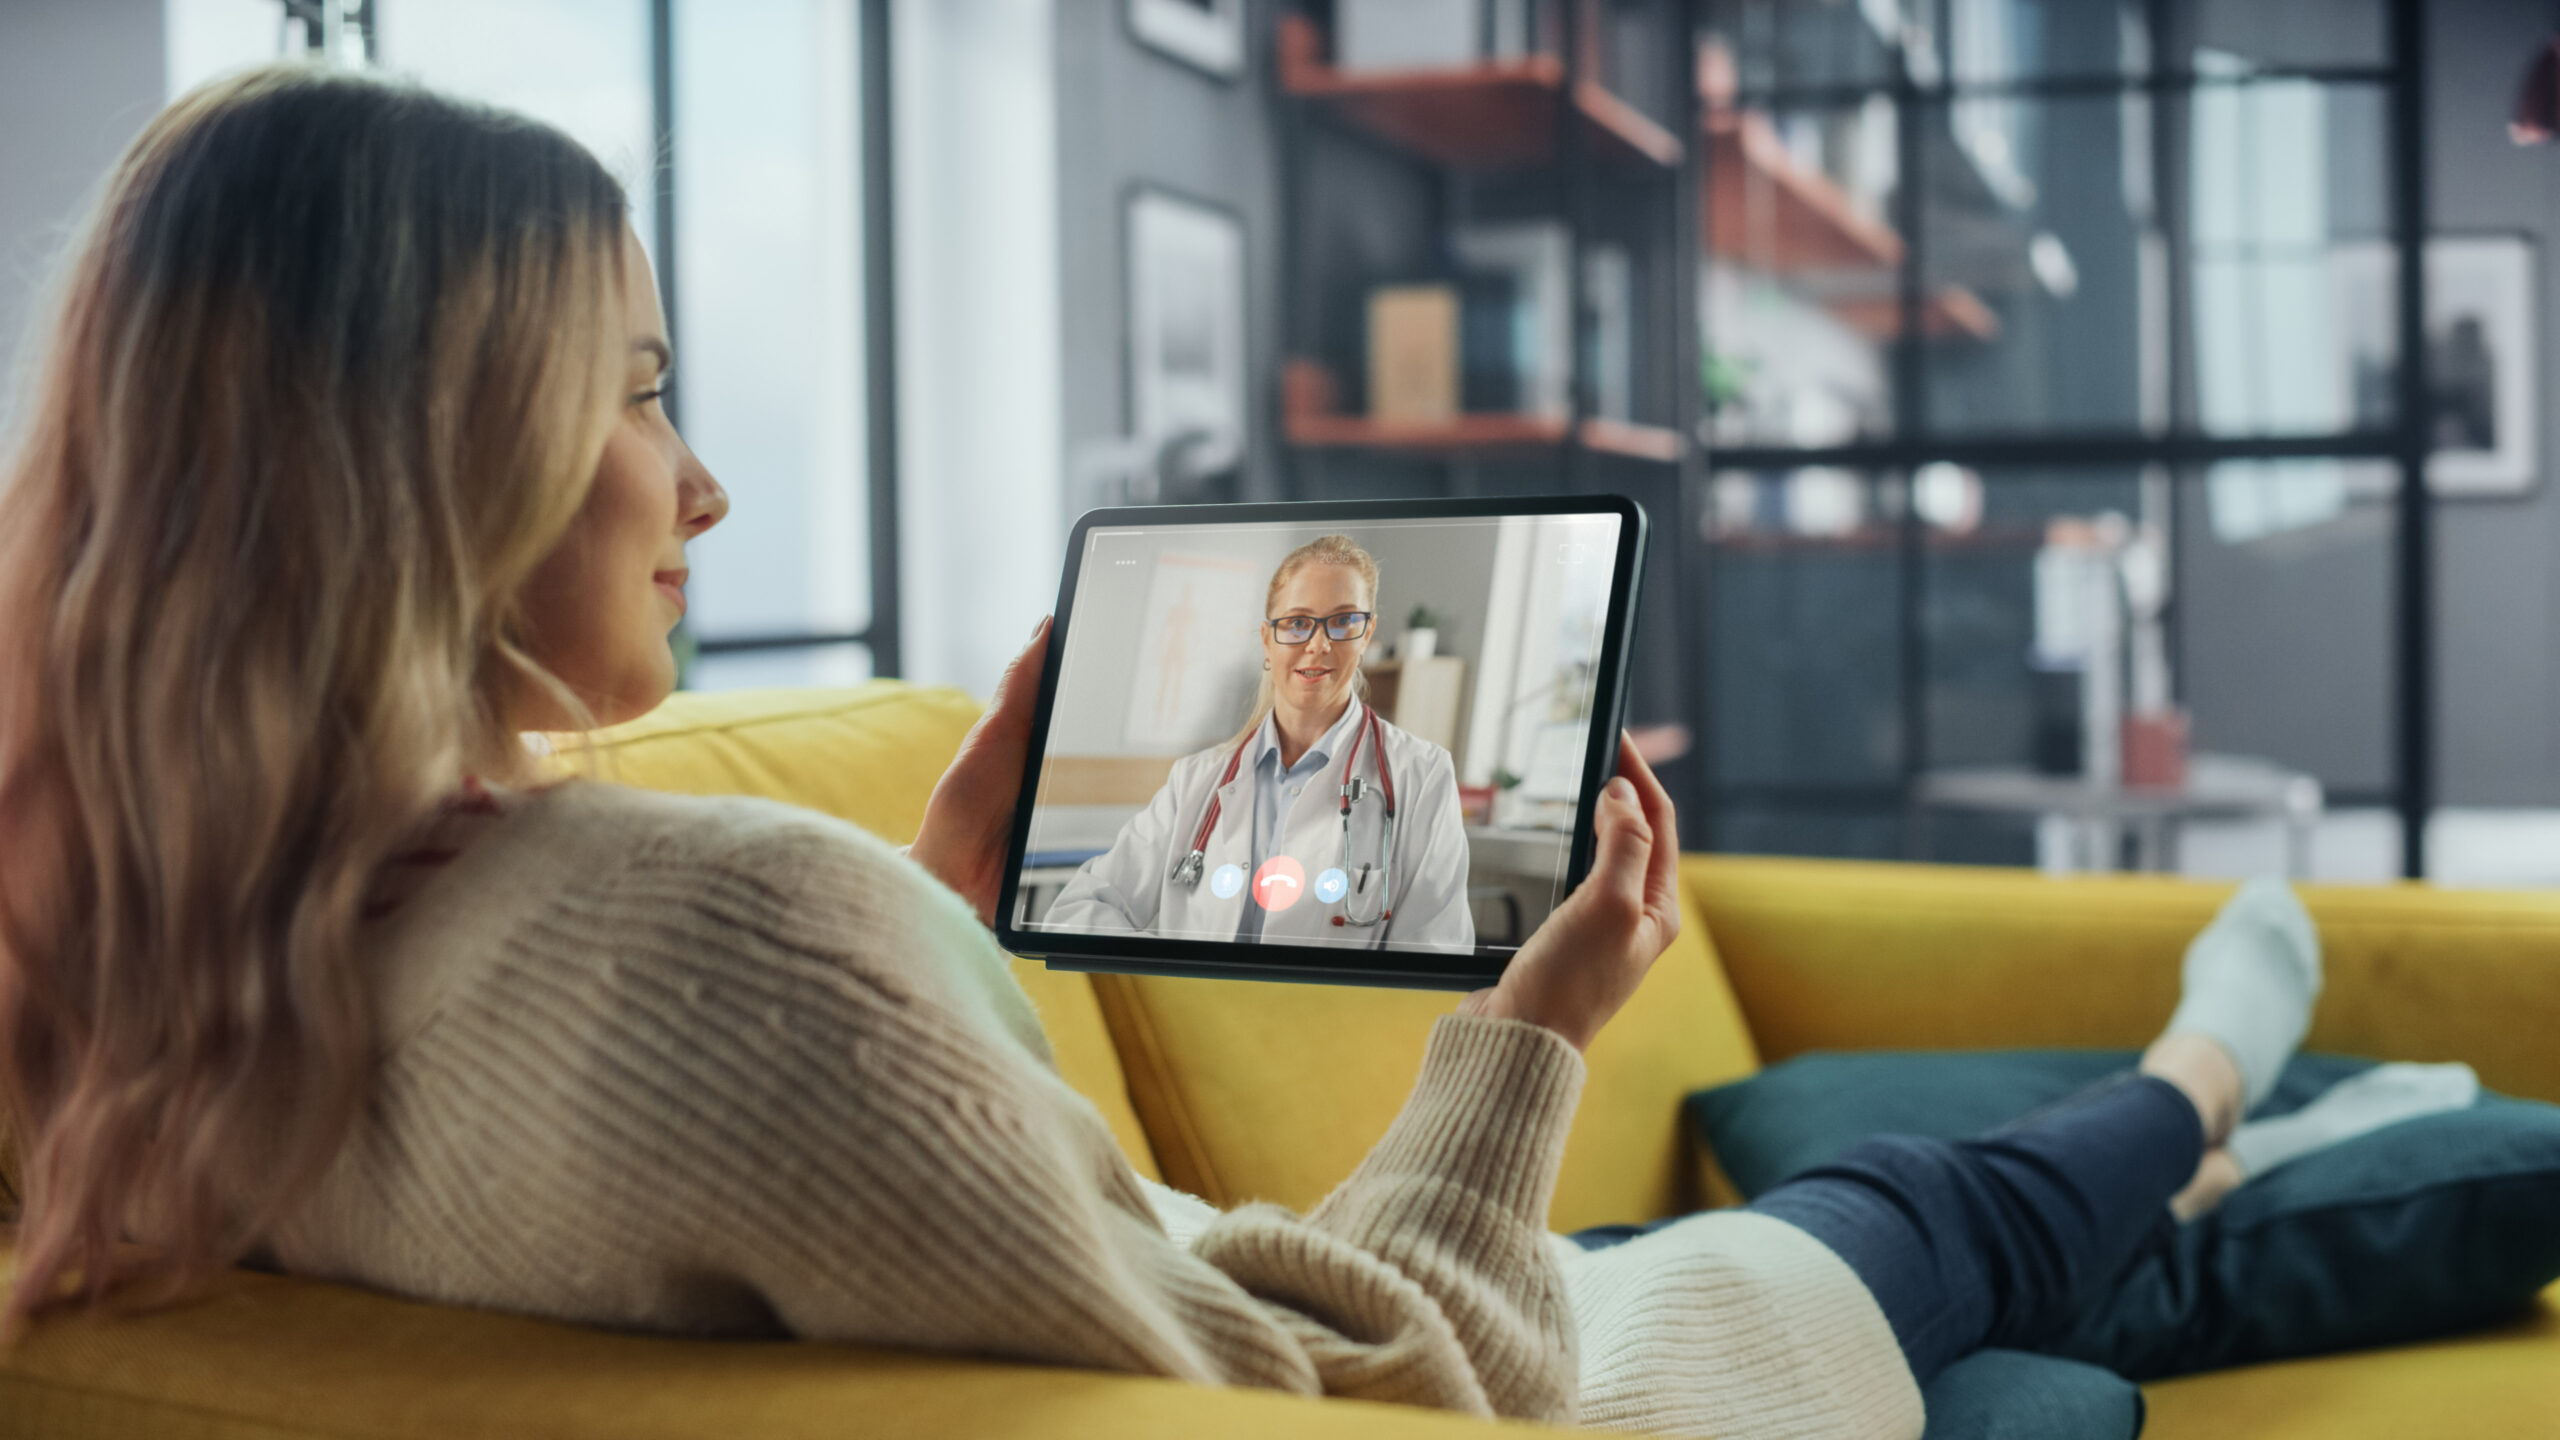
[993,494,1649,991]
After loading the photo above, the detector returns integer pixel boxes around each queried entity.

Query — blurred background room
[6,0,2558,887]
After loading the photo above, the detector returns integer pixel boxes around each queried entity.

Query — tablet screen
[1011,510,1626,960]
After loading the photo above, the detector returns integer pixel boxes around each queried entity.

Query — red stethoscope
[1169,702,1398,927]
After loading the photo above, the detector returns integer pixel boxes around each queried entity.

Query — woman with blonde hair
[0,63,2483,1440]
[0,64,692,1323]
[1043,531,1478,951]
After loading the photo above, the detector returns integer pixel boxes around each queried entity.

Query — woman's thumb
[991,617,1050,710]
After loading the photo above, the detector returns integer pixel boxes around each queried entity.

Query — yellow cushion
[583,683,1159,1180]
[2140,1281,2560,1439]
[0,1260,1566,1438]
[575,682,977,846]
[1691,855,2560,1105]
[1093,879,1760,1233]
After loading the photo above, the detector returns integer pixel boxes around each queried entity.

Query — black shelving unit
[1269,0,1711,820]
[1693,0,2433,876]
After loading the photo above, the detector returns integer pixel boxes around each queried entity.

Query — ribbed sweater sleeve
[332,792,1588,1422]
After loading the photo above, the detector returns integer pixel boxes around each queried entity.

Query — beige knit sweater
[270,783,1921,1440]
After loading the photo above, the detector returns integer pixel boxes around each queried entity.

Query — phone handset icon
[1250,856,1307,912]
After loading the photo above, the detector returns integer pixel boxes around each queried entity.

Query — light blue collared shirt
[1233,701,1366,943]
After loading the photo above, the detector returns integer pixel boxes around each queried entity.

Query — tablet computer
[995,495,1648,991]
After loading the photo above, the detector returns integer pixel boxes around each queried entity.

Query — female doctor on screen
[1045,535,1476,952]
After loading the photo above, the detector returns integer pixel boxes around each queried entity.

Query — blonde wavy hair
[0,66,628,1330]
[1228,534,1380,749]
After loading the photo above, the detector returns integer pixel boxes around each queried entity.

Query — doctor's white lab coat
[1043,714,1476,953]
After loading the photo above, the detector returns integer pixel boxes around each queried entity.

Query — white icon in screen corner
[1209,864,1246,900]
[1314,868,1350,904]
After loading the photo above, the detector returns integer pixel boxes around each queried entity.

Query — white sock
[2163,877,2322,1111]
[2226,1062,2480,1179]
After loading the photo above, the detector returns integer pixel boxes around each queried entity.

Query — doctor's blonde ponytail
[1229,534,1380,749]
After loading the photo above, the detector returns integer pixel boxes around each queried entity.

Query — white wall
[1044,519,1512,758]
[0,0,164,427]
[1045,526,1287,756]
[1053,0,1284,510]
[893,0,1065,700]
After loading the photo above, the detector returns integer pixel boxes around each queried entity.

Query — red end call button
[1251,856,1307,912]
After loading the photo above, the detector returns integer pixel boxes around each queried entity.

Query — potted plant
[1402,603,1442,661]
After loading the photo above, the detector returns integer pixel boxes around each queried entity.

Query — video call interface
[1015,513,1622,957]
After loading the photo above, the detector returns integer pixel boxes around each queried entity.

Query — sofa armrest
[1683,855,2560,1105]
[0,1266,1572,1440]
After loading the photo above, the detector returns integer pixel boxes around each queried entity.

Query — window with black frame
[165,0,901,690]
[1694,0,2426,879]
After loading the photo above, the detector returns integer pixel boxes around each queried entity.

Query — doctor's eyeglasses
[1266,611,1373,645]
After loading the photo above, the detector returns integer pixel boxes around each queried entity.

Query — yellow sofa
[3,681,2553,1439]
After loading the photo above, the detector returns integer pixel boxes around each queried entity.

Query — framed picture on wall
[1127,0,1244,79]
[2333,234,2538,497]
[2423,234,2536,496]
[1126,186,1248,477]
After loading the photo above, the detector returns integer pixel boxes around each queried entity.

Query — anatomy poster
[1124,551,1265,753]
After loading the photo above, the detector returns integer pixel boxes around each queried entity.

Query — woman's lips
[654,568,688,616]
[1292,665,1332,683]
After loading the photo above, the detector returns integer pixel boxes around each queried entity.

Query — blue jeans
[1573,1072,2205,1386]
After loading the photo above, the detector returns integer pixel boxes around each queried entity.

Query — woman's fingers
[1615,732,1682,926]
[1473,736,1683,1052]
[908,616,1053,927]
[1580,772,1654,919]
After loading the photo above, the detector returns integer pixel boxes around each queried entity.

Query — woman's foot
[2140,876,2324,1178]
[2225,1061,2479,1179]
[2157,877,2323,1117]
[2168,1063,2478,1221]
[2139,877,2323,1212]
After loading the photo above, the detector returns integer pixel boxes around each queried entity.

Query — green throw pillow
[1686,1051,2560,1382]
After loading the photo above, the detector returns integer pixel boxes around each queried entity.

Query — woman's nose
[1307,627,1333,654]
[678,449,730,537]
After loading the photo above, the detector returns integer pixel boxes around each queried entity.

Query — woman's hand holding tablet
[910,617,1052,924]
[1454,733,1681,1052]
